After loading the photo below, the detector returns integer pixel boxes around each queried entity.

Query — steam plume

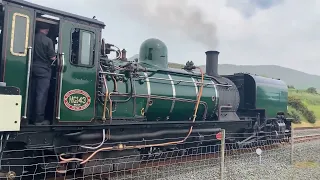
[122,0,218,49]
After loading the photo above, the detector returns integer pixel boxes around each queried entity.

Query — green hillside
[288,88,320,124]
[216,64,320,90]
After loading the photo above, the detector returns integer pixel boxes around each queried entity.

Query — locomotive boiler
[98,39,241,124]
[0,0,291,178]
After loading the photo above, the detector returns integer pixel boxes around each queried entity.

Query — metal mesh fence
[0,134,222,180]
[1,125,320,180]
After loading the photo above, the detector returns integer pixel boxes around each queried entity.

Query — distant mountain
[215,64,320,90]
[127,54,320,90]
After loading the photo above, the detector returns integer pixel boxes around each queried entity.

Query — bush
[287,110,301,124]
[288,95,316,124]
[288,85,295,89]
[306,87,317,94]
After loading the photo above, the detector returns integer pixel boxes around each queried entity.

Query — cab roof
[2,0,105,28]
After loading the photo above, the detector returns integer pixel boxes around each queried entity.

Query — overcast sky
[27,0,320,75]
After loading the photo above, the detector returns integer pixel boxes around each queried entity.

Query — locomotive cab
[0,0,105,128]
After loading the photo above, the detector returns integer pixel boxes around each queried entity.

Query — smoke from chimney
[121,0,218,49]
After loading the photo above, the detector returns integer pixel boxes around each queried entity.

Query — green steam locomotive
[0,0,291,178]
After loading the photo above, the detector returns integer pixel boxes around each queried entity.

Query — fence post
[220,129,225,180]
[290,122,294,165]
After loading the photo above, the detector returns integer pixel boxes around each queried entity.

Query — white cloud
[190,0,320,75]
[27,0,320,75]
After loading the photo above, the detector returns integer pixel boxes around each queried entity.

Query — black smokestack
[205,51,220,77]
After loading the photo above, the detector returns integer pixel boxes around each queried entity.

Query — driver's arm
[47,38,56,61]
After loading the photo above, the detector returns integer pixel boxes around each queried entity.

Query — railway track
[294,127,320,130]
[294,134,320,143]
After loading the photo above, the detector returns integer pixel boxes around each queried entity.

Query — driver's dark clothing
[29,32,55,125]
[33,32,55,70]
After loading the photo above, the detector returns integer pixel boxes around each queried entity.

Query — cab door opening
[27,13,60,125]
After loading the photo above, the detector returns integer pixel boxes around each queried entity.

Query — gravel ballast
[155,139,320,180]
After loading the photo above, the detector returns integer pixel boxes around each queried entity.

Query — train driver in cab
[30,22,56,126]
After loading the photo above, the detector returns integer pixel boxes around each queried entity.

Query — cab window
[70,28,95,66]
[10,13,30,56]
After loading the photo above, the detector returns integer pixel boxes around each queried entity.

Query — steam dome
[138,38,168,69]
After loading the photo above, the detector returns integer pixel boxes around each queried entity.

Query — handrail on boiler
[98,71,232,88]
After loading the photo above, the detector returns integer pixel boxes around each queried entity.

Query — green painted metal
[3,5,34,118]
[101,62,219,121]
[252,75,288,117]
[58,20,100,122]
[138,38,168,69]
[101,68,288,121]
[145,71,218,121]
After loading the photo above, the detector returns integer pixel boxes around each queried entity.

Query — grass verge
[288,89,320,127]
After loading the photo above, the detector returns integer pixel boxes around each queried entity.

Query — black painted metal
[4,0,105,27]
[0,86,20,95]
[205,51,220,77]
